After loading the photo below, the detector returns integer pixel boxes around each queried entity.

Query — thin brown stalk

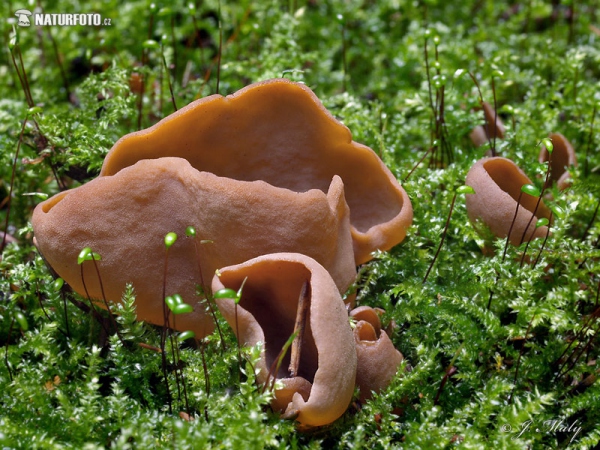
[518,154,552,246]
[509,313,536,403]
[89,255,125,346]
[79,264,111,337]
[9,47,32,107]
[502,190,523,262]
[16,46,34,107]
[2,116,28,253]
[289,281,310,377]
[423,192,457,283]
[532,212,553,269]
[191,239,225,351]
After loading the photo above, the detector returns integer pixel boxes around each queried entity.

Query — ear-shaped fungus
[99,78,412,265]
[350,306,403,402]
[31,157,356,338]
[211,253,357,428]
[539,132,577,190]
[469,102,506,148]
[465,157,552,246]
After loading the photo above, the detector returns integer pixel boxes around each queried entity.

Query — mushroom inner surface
[219,261,318,383]
[40,191,68,213]
[483,159,540,214]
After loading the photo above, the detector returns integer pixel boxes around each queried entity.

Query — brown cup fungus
[465,157,552,247]
[100,78,412,265]
[350,306,404,402]
[469,102,506,148]
[539,132,577,190]
[32,157,356,338]
[211,253,357,428]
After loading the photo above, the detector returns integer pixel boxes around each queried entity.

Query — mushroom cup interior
[483,158,547,217]
[217,260,319,383]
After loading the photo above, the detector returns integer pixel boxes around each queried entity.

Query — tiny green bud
[52,278,64,291]
[536,218,550,228]
[213,288,238,299]
[164,232,178,249]
[28,106,43,115]
[77,247,102,265]
[453,68,465,79]
[550,204,565,219]
[521,184,541,197]
[143,39,159,50]
[185,226,196,238]
[542,138,553,154]
[173,303,193,314]
[229,278,249,304]
[456,185,475,195]
[165,295,177,311]
[15,311,28,331]
[179,330,196,341]
[9,34,18,50]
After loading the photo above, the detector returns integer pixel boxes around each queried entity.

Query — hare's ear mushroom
[539,132,577,190]
[465,157,552,247]
[211,253,357,428]
[101,79,412,265]
[31,158,356,338]
[351,306,404,402]
[470,102,506,149]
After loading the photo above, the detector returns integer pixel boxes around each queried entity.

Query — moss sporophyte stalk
[2,1,600,447]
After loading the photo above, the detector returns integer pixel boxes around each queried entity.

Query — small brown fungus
[99,78,413,264]
[469,102,506,148]
[539,132,577,190]
[31,157,356,338]
[211,253,357,428]
[350,306,404,402]
[465,157,552,247]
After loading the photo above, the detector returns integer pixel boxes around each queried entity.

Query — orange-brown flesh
[482,101,506,140]
[100,79,412,264]
[211,253,357,428]
[353,312,404,402]
[465,157,551,247]
[32,158,356,338]
[539,132,577,190]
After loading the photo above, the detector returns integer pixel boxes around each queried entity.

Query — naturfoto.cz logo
[14,9,112,27]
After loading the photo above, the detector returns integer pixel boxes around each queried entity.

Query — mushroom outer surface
[350,306,404,402]
[32,157,356,338]
[100,78,412,265]
[211,253,357,428]
[539,132,577,190]
[465,157,552,246]
[469,102,505,148]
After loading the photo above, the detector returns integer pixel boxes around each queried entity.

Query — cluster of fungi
[467,104,577,249]
[32,79,412,427]
[31,80,578,427]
